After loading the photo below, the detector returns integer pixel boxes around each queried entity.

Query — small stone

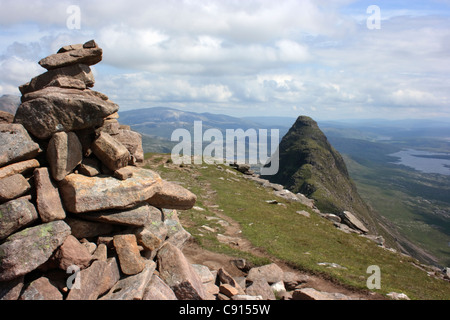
[231,295,263,300]
[164,210,192,249]
[247,263,284,284]
[135,219,168,252]
[387,292,410,300]
[192,264,216,283]
[220,283,239,297]
[66,258,120,300]
[0,276,24,300]
[147,180,197,210]
[0,174,30,202]
[142,275,178,300]
[34,167,66,222]
[114,129,144,164]
[19,277,63,300]
[92,243,107,261]
[97,119,120,135]
[77,203,161,227]
[113,234,145,275]
[0,197,39,241]
[91,132,130,172]
[53,235,93,270]
[100,260,155,300]
[58,168,162,213]
[0,124,40,167]
[47,131,83,181]
[0,110,14,124]
[114,166,134,180]
[341,211,369,234]
[292,288,349,300]
[77,157,100,177]
[19,64,94,95]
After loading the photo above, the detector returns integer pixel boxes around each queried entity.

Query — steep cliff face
[263,116,375,231]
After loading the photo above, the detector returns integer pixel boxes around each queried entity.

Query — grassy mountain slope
[329,136,450,267]
[143,153,450,300]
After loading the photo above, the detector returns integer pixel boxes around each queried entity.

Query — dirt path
[143,155,386,300]
[182,181,385,300]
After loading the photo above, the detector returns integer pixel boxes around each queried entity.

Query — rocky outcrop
[0,41,197,300]
[261,116,376,235]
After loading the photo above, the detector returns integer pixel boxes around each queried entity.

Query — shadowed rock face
[262,116,372,232]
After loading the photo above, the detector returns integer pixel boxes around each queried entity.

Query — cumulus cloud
[0,0,449,119]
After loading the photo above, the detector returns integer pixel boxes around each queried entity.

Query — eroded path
[142,154,385,300]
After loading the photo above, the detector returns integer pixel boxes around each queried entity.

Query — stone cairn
[0,40,209,300]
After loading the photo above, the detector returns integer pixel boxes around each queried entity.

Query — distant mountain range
[0,95,20,114]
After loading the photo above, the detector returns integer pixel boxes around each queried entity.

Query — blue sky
[0,0,449,120]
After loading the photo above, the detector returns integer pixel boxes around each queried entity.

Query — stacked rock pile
[0,40,204,300]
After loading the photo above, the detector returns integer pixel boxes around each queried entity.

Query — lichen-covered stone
[0,124,40,167]
[0,221,71,282]
[0,197,39,240]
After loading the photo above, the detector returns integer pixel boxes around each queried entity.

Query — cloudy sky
[1,0,449,120]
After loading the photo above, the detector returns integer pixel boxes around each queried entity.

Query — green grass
[145,153,450,300]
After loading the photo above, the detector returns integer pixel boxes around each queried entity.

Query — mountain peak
[263,115,374,232]
[293,115,318,128]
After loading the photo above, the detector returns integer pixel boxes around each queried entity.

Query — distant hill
[119,107,263,140]
[0,95,20,114]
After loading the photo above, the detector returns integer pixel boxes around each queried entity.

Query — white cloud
[0,1,449,119]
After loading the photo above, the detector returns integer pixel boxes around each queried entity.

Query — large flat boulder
[0,124,40,167]
[0,159,40,180]
[39,47,102,70]
[19,64,94,95]
[77,203,161,227]
[58,167,162,213]
[14,87,118,140]
[0,221,71,282]
[341,211,369,234]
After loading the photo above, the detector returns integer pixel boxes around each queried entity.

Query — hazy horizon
[1,1,449,121]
